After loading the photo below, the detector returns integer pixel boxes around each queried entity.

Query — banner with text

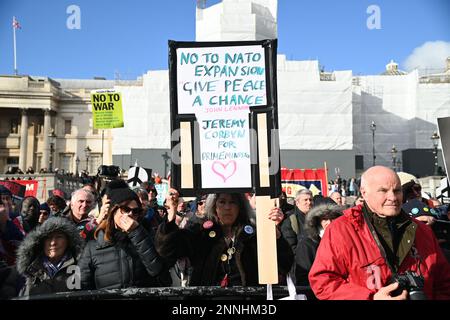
[14,180,38,197]
[169,40,280,196]
[0,180,26,199]
[91,89,124,129]
[438,117,450,184]
[281,168,328,197]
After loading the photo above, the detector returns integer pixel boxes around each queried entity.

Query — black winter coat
[155,219,294,286]
[78,225,170,289]
[280,207,306,251]
[294,235,319,286]
[15,217,84,296]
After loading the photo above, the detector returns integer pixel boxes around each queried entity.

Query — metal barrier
[14,286,315,300]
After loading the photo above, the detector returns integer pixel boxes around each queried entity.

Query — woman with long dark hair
[156,192,293,287]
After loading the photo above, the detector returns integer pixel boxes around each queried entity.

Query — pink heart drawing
[212,160,237,183]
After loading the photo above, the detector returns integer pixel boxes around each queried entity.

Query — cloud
[403,41,450,73]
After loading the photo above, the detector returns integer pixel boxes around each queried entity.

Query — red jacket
[309,205,450,300]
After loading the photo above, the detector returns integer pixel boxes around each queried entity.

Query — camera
[391,271,427,300]
[97,165,120,179]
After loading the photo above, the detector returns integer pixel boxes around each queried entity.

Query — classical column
[18,109,28,172]
[42,109,51,170]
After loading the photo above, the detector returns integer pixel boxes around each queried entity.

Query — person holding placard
[156,192,293,287]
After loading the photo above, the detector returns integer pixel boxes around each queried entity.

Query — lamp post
[75,156,80,177]
[370,121,376,167]
[391,145,398,172]
[84,146,92,174]
[431,131,440,176]
[162,151,171,179]
[48,129,57,173]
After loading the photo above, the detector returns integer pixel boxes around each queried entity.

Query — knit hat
[39,202,51,214]
[104,180,141,207]
[52,189,65,199]
[0,185,12,197]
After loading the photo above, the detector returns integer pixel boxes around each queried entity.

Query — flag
[12,17,21,29]
[281,168,329,197]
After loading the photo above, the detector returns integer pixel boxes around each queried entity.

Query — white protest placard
[438,117,450,183]
[127,166,149,187]
[197,112,252,188]
[175,44,268,190]
[169,40,281,285]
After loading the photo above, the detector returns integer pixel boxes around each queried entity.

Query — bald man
[309,166,450,300]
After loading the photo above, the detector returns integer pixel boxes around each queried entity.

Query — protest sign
[14,180,38,197]
[91,89,124,129]
[169,40,281,285]
[437,117,450,183]
[169,40,281,197]
[0,180,26,199]
[155,182,169,206]
[127,166,152,188]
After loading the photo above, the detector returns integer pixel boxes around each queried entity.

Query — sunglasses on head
[118,206,142,216]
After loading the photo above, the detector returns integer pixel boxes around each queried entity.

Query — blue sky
[0,0,449,79]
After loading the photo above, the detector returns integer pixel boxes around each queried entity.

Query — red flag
[12,17,21,29]
[281,168,328,197]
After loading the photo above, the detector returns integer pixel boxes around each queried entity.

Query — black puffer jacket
[294,203,343,286]
[156,219,294,286]
[16,217,84,296]
[78,224,170,289]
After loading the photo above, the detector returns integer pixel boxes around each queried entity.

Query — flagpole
[13,16,18,75]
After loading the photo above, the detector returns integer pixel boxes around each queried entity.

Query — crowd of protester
[1,165,449,300]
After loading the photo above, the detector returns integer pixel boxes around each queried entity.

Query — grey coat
[16,217,84,296]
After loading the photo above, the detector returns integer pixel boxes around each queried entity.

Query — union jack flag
[12,17,21,29]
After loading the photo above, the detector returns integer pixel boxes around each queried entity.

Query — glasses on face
[119,206,142,216]
[197,201,204,206]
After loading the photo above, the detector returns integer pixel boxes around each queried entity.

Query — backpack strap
[289,214,299,235]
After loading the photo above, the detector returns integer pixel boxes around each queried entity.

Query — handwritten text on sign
[197,112,252,188]
[176,45,267,115]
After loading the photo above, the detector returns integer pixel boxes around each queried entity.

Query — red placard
[0,180,26,198]
[14,180,39,197]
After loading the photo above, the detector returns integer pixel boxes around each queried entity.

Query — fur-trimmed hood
[304,203,344,240]
[16,217,84,275]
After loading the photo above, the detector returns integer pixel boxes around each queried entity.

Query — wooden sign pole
[256,113,278,284]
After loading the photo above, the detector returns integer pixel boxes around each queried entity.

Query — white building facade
[1,0,448,179]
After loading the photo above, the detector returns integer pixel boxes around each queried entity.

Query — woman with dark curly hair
[156,192,293,287]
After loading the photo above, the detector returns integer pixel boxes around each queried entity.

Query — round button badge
[411,208,419,215]
[203,220,213,229]
[244,225,254,235]
[209,231,216,238]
